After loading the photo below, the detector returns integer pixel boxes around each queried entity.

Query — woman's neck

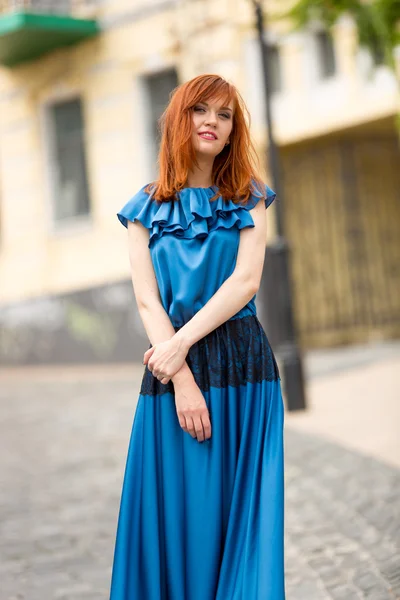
[186,157,214,188]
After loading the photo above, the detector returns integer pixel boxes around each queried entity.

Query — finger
[178,413,187,432]
[160,377,170,384]
[185,416,196,439]
[143,348,154,364]
[202,413,212,440]
[193,415,205,443]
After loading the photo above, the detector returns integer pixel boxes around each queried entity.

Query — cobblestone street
[0,367,399,600]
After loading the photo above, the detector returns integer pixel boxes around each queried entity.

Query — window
[316,31,336,78]
[143,68,179,165]
[265,44,282,94]
[47,98,91,222]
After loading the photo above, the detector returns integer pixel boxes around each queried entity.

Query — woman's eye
[193,106,230,119]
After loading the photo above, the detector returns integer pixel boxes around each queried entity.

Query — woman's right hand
[173,376,212,443]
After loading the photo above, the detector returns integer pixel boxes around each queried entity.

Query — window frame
[315,30,337,80]
[138,67,179,179]
[40,91,93,234]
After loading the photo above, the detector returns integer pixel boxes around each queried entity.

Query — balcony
[0,0,99,67]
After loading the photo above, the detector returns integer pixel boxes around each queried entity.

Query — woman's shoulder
[115,179,277,244]
[244,179,276,210]
[116,183,158,229]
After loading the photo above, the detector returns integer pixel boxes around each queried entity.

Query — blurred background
[0,1,399,599]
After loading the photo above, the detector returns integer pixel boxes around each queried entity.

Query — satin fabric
[117,184,276,327]
[110,380,285,599]
[111,183,286,599]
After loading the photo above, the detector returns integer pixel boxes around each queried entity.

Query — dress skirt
[109,315,285,600]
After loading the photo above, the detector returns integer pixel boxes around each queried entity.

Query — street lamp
[252,0,306,411]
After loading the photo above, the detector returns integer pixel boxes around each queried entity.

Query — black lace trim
[140,314,280,396]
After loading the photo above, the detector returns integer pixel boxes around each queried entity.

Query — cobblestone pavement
[0,373,399,600]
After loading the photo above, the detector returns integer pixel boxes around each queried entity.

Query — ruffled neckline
[180,185,216,191]
[117,183,276,246]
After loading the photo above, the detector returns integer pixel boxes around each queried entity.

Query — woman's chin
[195,146,222,159]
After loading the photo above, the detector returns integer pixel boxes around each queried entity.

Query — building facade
[0,0,399,364]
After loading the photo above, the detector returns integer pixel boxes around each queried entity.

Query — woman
[110,73,285,599]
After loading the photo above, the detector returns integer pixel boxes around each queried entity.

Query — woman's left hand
[143,337,189,384]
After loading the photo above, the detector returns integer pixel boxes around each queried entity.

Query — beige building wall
[0,0,398,310]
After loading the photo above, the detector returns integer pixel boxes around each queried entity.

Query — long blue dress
[110,183,286,599]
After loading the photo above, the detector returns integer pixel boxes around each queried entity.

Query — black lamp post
[252,0,306,411]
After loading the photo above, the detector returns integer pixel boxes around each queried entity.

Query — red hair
[145,74,266,204]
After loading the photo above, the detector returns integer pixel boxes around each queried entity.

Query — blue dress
[110,183,285,599]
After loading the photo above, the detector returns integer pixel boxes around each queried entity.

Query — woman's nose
[205,113,217,126]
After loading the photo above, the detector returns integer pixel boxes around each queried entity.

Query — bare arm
[126,219,193,385]
[144,197,269,381]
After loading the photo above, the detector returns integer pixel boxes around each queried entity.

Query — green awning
[0,11,99,67]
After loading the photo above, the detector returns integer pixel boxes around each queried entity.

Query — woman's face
[191,96,234,158]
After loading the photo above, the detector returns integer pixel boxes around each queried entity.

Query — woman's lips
[199,133,217,140]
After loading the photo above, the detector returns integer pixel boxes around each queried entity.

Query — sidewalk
[285,341,400,468]
[0,343,399,599]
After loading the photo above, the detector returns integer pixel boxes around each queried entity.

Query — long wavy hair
[145,74,266,204]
